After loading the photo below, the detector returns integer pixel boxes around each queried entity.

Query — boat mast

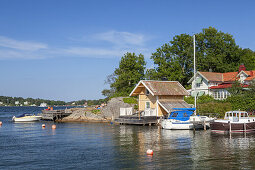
[193,34,197,115]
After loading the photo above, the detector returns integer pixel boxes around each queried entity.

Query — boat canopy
[168,108,195,121]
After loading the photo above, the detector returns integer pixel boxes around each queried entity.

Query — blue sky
[0,0,254,101]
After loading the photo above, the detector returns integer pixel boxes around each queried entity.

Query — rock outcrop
[59,97,136,122]
[60,108,107,122]
[101,97,135,119]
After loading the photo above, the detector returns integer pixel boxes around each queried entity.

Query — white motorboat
[12,113,42,122]
[161,108,214,130]
[161,108,196,130]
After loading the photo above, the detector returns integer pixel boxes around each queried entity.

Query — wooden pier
[41,109,72,121]
[114,116,159,125]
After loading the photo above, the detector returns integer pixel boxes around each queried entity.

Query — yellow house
[130,80,190,117]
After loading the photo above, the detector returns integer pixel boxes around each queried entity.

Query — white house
[188,64,255,100]
[15,101,19,105]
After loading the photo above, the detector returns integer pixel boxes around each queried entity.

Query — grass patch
[91,109,101,114]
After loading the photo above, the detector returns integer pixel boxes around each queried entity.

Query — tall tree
[105,52,146,97]
[148,27,255,86]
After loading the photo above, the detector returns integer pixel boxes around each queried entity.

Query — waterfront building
[188,64,255,100]
[15,101,19,105]
[130,80,190,117]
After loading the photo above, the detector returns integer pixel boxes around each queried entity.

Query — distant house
[130,80,190,117]
[188,64,255,100]
[15,101,19,105]
[0,102,3,105]
[24,101,29,105]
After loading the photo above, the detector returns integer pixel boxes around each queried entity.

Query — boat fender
[0,121,2,126]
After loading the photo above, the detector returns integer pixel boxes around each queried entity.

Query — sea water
[1,107,255,169]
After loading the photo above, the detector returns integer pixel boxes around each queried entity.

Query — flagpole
[194,34,197,115]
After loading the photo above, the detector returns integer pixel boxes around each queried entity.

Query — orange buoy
[0,121,2,126]
[146,149,153,155]
[52,124,56,129]
[42,124,46,128]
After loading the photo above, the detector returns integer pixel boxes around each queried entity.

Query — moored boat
[12,113,42,122]
[161,108,196,130]
[210,111,255,133]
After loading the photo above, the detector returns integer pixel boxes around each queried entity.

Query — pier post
[229,121,231,133]
[203,120,206,130]
[244,123,246,133]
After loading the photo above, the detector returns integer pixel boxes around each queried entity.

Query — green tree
[109,52,146,96]
[148,27,255,86]
[227,80,255,111]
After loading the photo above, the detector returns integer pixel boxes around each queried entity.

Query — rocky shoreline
[57,97,135,123]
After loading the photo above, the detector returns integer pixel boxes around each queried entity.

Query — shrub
[91,109,101,114]
[198,102,232,118]
[123,97,138,104]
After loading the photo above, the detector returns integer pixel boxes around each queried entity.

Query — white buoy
[146,149,153,155]
[52,124,56,129]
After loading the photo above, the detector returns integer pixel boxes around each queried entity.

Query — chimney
[238,64,246,73]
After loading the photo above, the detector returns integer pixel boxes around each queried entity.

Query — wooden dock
[114,116,159,125]
[41,109,72,121]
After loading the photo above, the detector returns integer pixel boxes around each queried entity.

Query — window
[213,91,217,99]
[146,89,150,95]
[171,112,178,117]
[196,83,201,88]
[145,102,150,109]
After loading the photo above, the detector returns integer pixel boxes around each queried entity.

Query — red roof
[199,70,255,82]
[210,83,249,89]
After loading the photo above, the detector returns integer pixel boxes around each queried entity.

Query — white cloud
[0,36,48,51]
[63,47,123,58]
[94,31,146,47]
[0,49,46,59]
[0,31,152,60]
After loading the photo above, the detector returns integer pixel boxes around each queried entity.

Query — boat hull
[12,116,42,122]
[161,119,194,130]
[210,121,255,133]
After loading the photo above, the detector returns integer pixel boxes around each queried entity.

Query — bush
[185,95,215,105]
[91,109,101,114]
[198,102,232,118]
[123,97,138,104]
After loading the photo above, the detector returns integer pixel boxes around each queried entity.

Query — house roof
[130,80,189,96]
[158,101,191,113]
[210,83,249,89]
[199,72,223,82]
[190,70,255,83]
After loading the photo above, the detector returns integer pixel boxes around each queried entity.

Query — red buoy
[52,124,56,129]
[0,121,2,126]
[146,149,153,155]
[42,124,46,128]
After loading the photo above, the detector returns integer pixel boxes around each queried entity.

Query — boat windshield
[224,111,249,119]
[16,113,32,118]
[168,110,194,121]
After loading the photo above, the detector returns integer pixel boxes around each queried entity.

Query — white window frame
[145,102,150,109]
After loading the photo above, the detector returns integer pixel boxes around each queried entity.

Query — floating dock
[41,109,72,121]
[114,116,159,125]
